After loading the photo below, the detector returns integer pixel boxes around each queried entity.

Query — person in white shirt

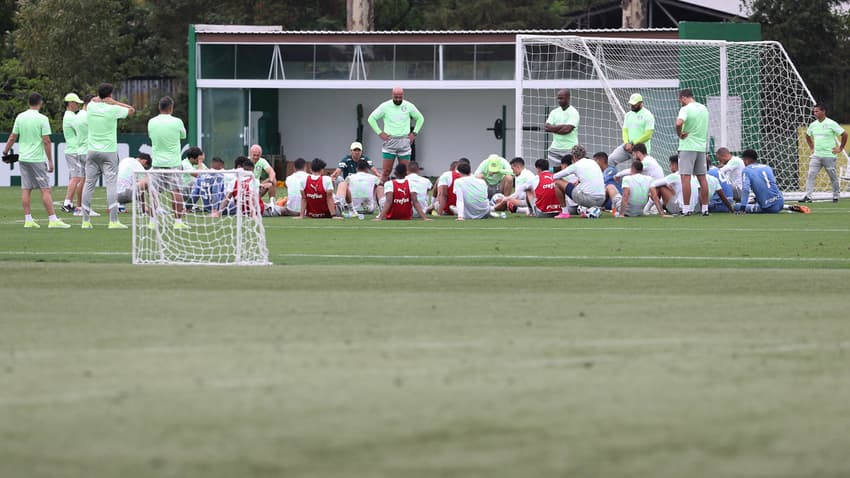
[492,157,536,212]
[716,147,745,201]
[430,158,469,216]
[453,161,491,220]
[347,159,382,214]
[405,160,432,217]
[116,153,151,205]
[618,160,654,217]
[650,155,684,216]
[552,144,606,218]
[282,157,309,216]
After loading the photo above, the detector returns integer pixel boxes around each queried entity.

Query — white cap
[350,141,363,151]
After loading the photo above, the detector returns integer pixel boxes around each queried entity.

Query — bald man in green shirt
[368,86,425,182]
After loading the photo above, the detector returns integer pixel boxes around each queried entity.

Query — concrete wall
[278,89,516,176]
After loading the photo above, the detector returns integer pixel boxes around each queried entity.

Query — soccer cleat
[61,203,74,213]
[833,198,839,203]
[23,220,40,228]
[48,219,71,229]
[788,204,811,214]
[108,221,128,230]
[798,196,812,203]
[554,212,571,219]
[701,211,710,217]
[682,211,694,217]
[173,222,191,230]
[81,221,93,229]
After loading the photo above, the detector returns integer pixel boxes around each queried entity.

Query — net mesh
[132,169,270,265]
[518,36,827,193]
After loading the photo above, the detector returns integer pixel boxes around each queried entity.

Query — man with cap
[608,93,655,172]
[474,153,514,198]
[60,93,85,214]
[368,86,425,183]
[332,141,379,202]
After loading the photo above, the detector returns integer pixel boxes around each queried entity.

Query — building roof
[194,25,677,35]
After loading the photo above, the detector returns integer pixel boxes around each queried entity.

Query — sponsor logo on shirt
[306,193,324,200]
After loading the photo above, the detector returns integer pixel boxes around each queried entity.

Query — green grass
[1,187,849,477]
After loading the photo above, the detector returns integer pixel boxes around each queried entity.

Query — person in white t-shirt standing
[453,161,491,220]
[716,147,745,201]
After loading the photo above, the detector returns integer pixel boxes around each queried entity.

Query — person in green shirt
[2,93,70,228]
[248,144,277,204]
[474,154,514,198]
[675,88,710,216]
[81,83,135,229]
[802,103,847,203]
[608,93,655,172]
[368,86,425,183]
[148,95,190,229]
[544,89,580,166]
[61,92,85,214]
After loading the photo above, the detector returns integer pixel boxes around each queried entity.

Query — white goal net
[516,35,827,194]
[132,169,270,265]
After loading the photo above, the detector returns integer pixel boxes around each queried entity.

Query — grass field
[1,186,849,477]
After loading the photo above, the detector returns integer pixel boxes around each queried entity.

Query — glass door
[201,88,248,166]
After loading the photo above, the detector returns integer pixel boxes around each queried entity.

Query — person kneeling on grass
[296,158,341,220]
[375,163,430,221]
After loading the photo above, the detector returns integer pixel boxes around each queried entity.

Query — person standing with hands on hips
[368,86,424,183]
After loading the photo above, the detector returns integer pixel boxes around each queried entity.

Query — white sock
[701,204,708,213]
[561,207,569,214]
[682,205,691,214]
[25,214,33,222]
[49,215,58,221]
[63,199,72,206]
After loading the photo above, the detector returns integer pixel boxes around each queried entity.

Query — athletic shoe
[61,203,74,213]
[108,221,128,230]
[833,198,839,203]
[798,196,812,203]
[701,211,710,217]
[48,219,71,229]
[73,208,83,216]
[173,222,191,230]
[81,221,93,229]
[554,212,571,219]
[23,220,40,228]
[682,211,694,217]
[89,210,101,217]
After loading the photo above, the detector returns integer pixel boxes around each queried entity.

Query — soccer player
[675,88,710,216]
[524,158,565,217]
[735,149,784,214]
[716,147,745,201]
[650,155,684,216]
[707,158,735,210]
[181,146,207,201]
[343,159,381,215]
[434,158,467,216]
[623,143,665,180]
[691,173,734,214]
[552,144,606,218]
[297,158,339,219]
[116,153,151,209]
[282,157,309,217]
[492,157,536,213]
[190,156,226,213]
[474,154,514,198]
[61,93,85,214]
[802,103,846,203]
[368,86,425,183]
[82,83,135,229]
[248,144,277,204]
[593,151,622,213]
[376,163,430,221]
[147,95,188,229]
[218,157,265,218]
[332,141,378,187]
[608,93,655,171]
[2,93,71,228]
[618,160,654,217]
[544,89,579,166]
[405,161,432,217]
[453,161,491,220]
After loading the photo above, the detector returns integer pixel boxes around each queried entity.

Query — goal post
[515,35,836,195]
[131,169,270,266]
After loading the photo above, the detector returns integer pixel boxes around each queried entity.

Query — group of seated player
[116,141,797,223]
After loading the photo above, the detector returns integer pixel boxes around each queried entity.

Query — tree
[746,0,850,121]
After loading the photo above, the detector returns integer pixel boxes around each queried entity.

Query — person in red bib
[297,158,340,219]
[524,159,566,217]
[432,158,469,216]
[375,163,431,221]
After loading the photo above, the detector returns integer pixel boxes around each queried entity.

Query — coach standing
[368,86,424,183]
[802,103,846,203]
[544,89,580,167]
[675,88,710,216]
[3,93,70,228]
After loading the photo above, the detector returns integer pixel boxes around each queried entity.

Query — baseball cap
[628,93,643,105]
[64,93,84,104]
[487,154,504,172]
[350,141,363,151]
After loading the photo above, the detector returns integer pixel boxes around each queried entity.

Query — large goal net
[516,35,834,195]
[132,169,270,265]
